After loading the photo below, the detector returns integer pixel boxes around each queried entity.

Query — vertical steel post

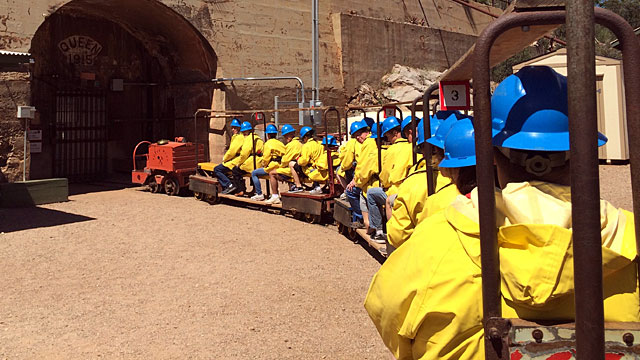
[567,3,605,359]
[311,0,320,103]
[423,84,439,196]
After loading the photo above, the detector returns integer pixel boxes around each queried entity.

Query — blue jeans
[346,186,363,222]
[214,164,232,188]
[251,168,268,195]
[366,187,387,231]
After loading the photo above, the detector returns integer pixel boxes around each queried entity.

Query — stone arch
[29,0,217,181]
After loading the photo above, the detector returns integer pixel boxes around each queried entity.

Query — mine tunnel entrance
[29,0,217,182]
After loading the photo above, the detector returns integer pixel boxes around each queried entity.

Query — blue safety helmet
[416,119,426,145]
[240,121,253,132]
[426,114,458,149]
[321,135,338,146]
[401,116,414,137]
[265,124,278,135]
[230,118,241,128]
[370,123,380,139]
[300,126,314,138]
[432,110,464,122]
[350,120,369,136]
[363,117,375,128]
[492,66,607,151]
[439,118,477,168]
[281,124,295,136]
[426,117,443,138]
[381,116,401,137]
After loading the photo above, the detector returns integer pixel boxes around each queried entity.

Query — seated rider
[364,65,639,359]
[366,116,413,244]
[214,118,244,192]
[289,126,324,193]
[250,124,285,201]
[336,118,370,200]
[266,124,302,204]
[305,135,341,195]
[226,121,264,195]
[347,121,379,230]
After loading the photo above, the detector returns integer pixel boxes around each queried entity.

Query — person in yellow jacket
[364,66,634,360]
[348,121,381,229]
[214,118,244,192]
[225,121,265,195]
[266,124,302,204]
[337,118,370,199]
[365,117,412,244]
[288,126,324,193]
[249,124,285,201]
[305,135,341,194]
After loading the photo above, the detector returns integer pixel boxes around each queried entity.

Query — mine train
[129,2,640,359]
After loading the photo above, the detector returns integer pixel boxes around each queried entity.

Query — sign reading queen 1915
[58,35,103,66]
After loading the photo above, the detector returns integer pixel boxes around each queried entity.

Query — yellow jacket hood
[447,181,636,309]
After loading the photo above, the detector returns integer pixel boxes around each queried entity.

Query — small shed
[513,48,628,161]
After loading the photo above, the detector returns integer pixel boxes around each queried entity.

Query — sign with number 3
[439,81,470,110]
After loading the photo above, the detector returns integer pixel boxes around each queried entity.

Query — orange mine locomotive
[131,137,205,196]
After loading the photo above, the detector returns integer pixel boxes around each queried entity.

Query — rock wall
[0,72,30,182]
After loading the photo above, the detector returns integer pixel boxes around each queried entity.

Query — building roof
[610,27,640,50]
[513,47,620,71]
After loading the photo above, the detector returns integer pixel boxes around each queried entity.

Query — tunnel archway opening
[30,0,217,182]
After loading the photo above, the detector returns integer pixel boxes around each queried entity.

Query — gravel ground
[0,184,388,359]
[599,164,632,211]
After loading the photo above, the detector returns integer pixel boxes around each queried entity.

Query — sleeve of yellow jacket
[276,138,302,176]
[339,138,359,172]
[298,140,323,167]
[262,139,285,173]
[222,134,245,168]
[354,138,380,194]
[380,139,413,196]
[239,135,264,172]
[386,173,427,249]
[364,211,485,360]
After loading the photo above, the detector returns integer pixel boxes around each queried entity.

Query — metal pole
[274,96,279,128]
[23,119,28,181]
[567,2,604,359]
[311,0,320,104]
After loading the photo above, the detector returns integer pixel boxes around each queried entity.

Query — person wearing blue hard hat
[288,126,323,194]
[250,124,285,201]
[336,121,366,199]
[306,135,341,193]
[349,120,380,229]
[265,124,302,204]
[213,118,246,192]
[225,121,265,195]
[365,66,639,360]
[364,116,413,244]
[400,116,417,142]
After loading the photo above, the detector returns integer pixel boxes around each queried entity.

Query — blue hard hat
[416,119,426,145]
[281,124,295,136]
[492,66,607,151]
[322,135,338,146]
[370,123,380,139]
[427,117,443,138]
[300,126,313,138]
[350,120,368,136]
[433,110,464,121]
[381,116,401,137]
[363,117,375,128]
[240,121,253,132]
[439,118,477,168]
[426,114,458,149]
[401,116,414,137]
[265,124,278,134]
[230,119,241,128]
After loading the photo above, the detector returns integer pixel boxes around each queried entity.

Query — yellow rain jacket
[307,148,341,183]
[354,137,381,195]
[336,138,361,178]
[379,138,413,196]
[365,181,640,360]
[261,138,286,173]
[222,133,245,170]
[276,137,302,177]
[238,134,265,172]
[386,159,453,248]
[298,139,324,168]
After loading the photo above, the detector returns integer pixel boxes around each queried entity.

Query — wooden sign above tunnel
[439,81,470,111]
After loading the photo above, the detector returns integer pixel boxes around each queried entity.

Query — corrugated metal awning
[0,50,31,65]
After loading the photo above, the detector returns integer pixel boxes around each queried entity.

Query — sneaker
[370,233,387,244]
[251,194,265,201]
[289,186,304,193]
[221,185,237,195]
[340,192,347,200]
[309,186,323,195]
[265,195,281,204]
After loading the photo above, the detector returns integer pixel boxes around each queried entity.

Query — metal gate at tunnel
[53,90,107,182]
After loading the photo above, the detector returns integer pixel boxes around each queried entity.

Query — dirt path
[0,187,388,359]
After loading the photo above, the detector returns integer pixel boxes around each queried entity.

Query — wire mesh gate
[53,90,107,182]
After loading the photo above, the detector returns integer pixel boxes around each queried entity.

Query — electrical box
[17,106,36,119]
[111,78,124,92]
